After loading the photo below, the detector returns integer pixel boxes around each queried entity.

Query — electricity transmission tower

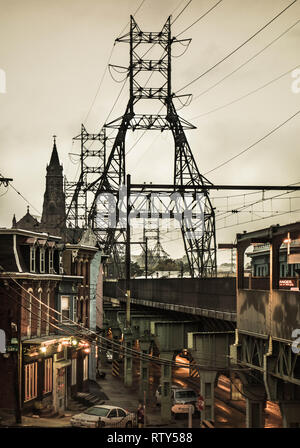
[71,16,217,277]
[65,124,107,229]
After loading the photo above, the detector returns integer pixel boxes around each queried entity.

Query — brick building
[0,137,104,418]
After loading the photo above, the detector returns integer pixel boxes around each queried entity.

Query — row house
[0,228,97,416]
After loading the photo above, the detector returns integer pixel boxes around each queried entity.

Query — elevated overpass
[104,277,238,323]
[102,224,300,428]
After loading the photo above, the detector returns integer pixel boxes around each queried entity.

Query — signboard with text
[172,404,194,414]
[196,394,204,411]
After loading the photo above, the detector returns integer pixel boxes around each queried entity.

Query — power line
[117,0,147,38]
[171,0,193,25]
[192,18,300,102]
[0,171,41,217]
[176,0,298,94]
[215,187,300,221]
[190,63,300,120]
[2,271,228,370]
[83,0,147,125]
[204,109,300,176]
[83,45,116,124]
[216,206,300,230]
[176,0,223,37]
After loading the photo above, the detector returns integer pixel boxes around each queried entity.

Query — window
[83,355,88,381]
[108,409,117,418]
[44,358,52,394]
[24,362,37,402]
[49,249,54,274]
[59,252,63,274]
[73,297,78,322]
[40,248,45,273]
[118,409,126,417]
[30,247,36,272]
[71,358,77,386]
[61,296,70,322]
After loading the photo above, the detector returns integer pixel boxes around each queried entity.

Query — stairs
[67,393,105,412]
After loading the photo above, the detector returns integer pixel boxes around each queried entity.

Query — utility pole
[145,237,148,279]
[13,306,22,424]
[125,174,131,328]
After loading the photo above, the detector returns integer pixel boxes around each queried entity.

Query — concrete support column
[279,402,300,428]
[160,351,173,424]
[246,398,265,428]
[123,330,133,387]
[243,384,266,428]
[236,243,248,290]
[270,237,281,291]
[230,373,243,401]
[200,371,217,422]
[139,340,151,402]
[111,328,122,378]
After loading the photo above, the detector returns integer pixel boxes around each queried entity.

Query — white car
[155,385,198,410]
[70,405,136,428]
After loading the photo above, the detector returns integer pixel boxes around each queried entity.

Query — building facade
[0,138,104,417]
[0,228,92,415]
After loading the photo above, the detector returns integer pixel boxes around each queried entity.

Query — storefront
[22,335,90,414]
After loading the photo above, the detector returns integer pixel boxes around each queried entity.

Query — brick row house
[0,228,98,416]
[0,138,103,418]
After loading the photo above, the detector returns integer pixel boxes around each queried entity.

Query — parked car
[106,349,123,363]
[155,385,198,410]
[70,405,136,428]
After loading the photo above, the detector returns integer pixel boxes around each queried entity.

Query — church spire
[48,134,61,168]
[40,135,66,237]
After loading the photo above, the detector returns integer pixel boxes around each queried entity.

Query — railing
[104,278,237,314]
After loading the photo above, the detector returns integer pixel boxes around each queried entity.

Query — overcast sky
[0,0,299,262]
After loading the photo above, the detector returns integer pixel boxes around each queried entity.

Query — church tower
[40,136,66,236]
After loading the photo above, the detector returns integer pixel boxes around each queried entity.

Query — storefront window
[83,355,88,381]
[24,362,37,402]
[44,358,53,394]
[71,358,77,386]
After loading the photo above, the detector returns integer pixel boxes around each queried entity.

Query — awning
[22,335,69,345]
[54,359,71,369]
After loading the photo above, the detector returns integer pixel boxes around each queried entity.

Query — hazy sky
[0,0,299,262]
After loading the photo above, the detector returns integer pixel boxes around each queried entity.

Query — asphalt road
[131,353,283,428]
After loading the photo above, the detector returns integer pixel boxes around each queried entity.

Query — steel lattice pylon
[87,16,217,277]
[65,124,107,229]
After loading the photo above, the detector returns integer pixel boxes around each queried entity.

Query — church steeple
[47,135,62,175]
[48,135,60,168]
[40,135,66,237]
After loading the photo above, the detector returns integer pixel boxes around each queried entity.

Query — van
[155,385,198,409]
